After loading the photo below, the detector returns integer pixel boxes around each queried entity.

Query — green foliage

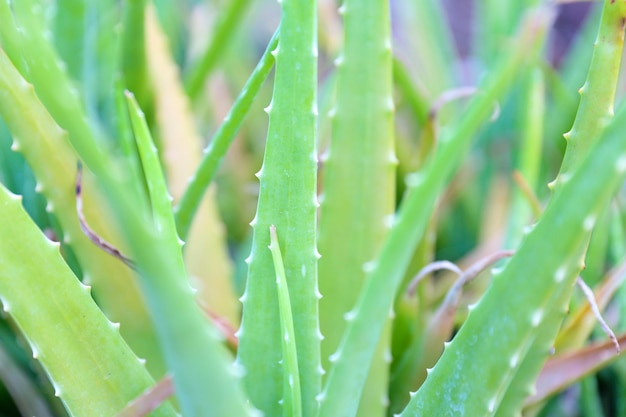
[0,183,177,417]
[0,0,626,416]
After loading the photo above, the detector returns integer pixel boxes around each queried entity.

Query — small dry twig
[575,276,620,353]
[114,375,174,417]
[75,162,135,269]
[407,250,514,298]
[407,260,462,296]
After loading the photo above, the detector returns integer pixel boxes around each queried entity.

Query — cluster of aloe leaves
[1,0,626,416]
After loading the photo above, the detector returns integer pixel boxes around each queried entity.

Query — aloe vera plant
[1,0,626,416]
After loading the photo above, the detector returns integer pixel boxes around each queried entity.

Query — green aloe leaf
[269,225,303,417]
[236,0,320,415]
[317,0,395,415]
[174,28,279,242]
[184,0,253,101]
[0,184,177,417]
